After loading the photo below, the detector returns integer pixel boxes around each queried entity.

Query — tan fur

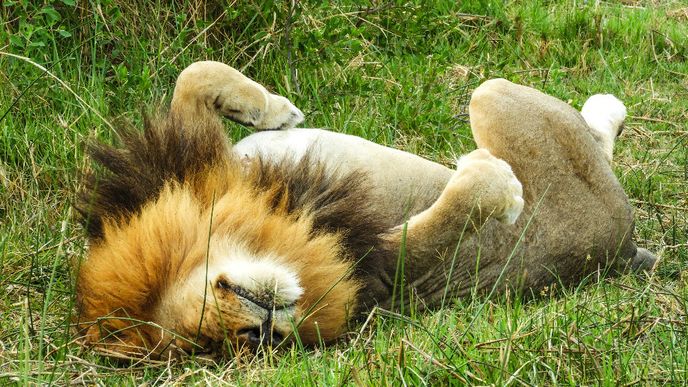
[76,62,656,359]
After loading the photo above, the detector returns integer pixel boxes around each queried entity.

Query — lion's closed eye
[216,276,232,291]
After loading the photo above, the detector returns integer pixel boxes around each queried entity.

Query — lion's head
[77,175,362,357]
[73,113,391,358]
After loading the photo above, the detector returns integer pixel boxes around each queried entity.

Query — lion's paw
[214,85,304,131]
[580,94,626,163]
[581,94,626,139]
[173,61,305,131]
[260,94,305,130]
[454,149,524,224]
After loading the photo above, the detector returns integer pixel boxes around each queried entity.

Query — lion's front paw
[173,61,304,131]
[214,85,304,131]
[454,149,524,224]
[257,94,305,130]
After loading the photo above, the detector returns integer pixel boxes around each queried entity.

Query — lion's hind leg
[468,78,652,286]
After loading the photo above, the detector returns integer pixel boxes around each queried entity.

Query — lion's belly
[234,129,453,225]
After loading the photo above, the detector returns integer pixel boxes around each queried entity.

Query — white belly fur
[234,129,453,224]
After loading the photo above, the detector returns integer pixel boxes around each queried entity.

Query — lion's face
[154,242,305,354]
[76,180,360,358]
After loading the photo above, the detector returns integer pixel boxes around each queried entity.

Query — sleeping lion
[75,61,657,358]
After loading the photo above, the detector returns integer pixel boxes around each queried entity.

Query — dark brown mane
[246,156,391,267]
[77,114,233,239]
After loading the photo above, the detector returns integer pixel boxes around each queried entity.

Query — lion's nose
[237,325,284,346]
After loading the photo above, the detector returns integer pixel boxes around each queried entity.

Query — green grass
[1,0,687,384]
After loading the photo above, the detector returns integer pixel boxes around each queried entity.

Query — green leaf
[8,35,23,47]
[115,63,128,82]
[40,6,61,24]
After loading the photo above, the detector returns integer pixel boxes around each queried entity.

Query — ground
[0,1,686,384]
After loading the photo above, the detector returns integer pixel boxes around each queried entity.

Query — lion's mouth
[236,319,285,348]
[233,294,293,348]
[212,278,294,348]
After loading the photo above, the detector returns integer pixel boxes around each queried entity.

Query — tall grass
[1,0,686,384]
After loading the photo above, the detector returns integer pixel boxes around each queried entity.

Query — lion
[75,61,657,359]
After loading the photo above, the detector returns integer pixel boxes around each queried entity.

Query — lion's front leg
[380,148,523,286]
[171,61,304,130]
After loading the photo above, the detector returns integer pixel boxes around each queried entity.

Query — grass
[1,0,687,384]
